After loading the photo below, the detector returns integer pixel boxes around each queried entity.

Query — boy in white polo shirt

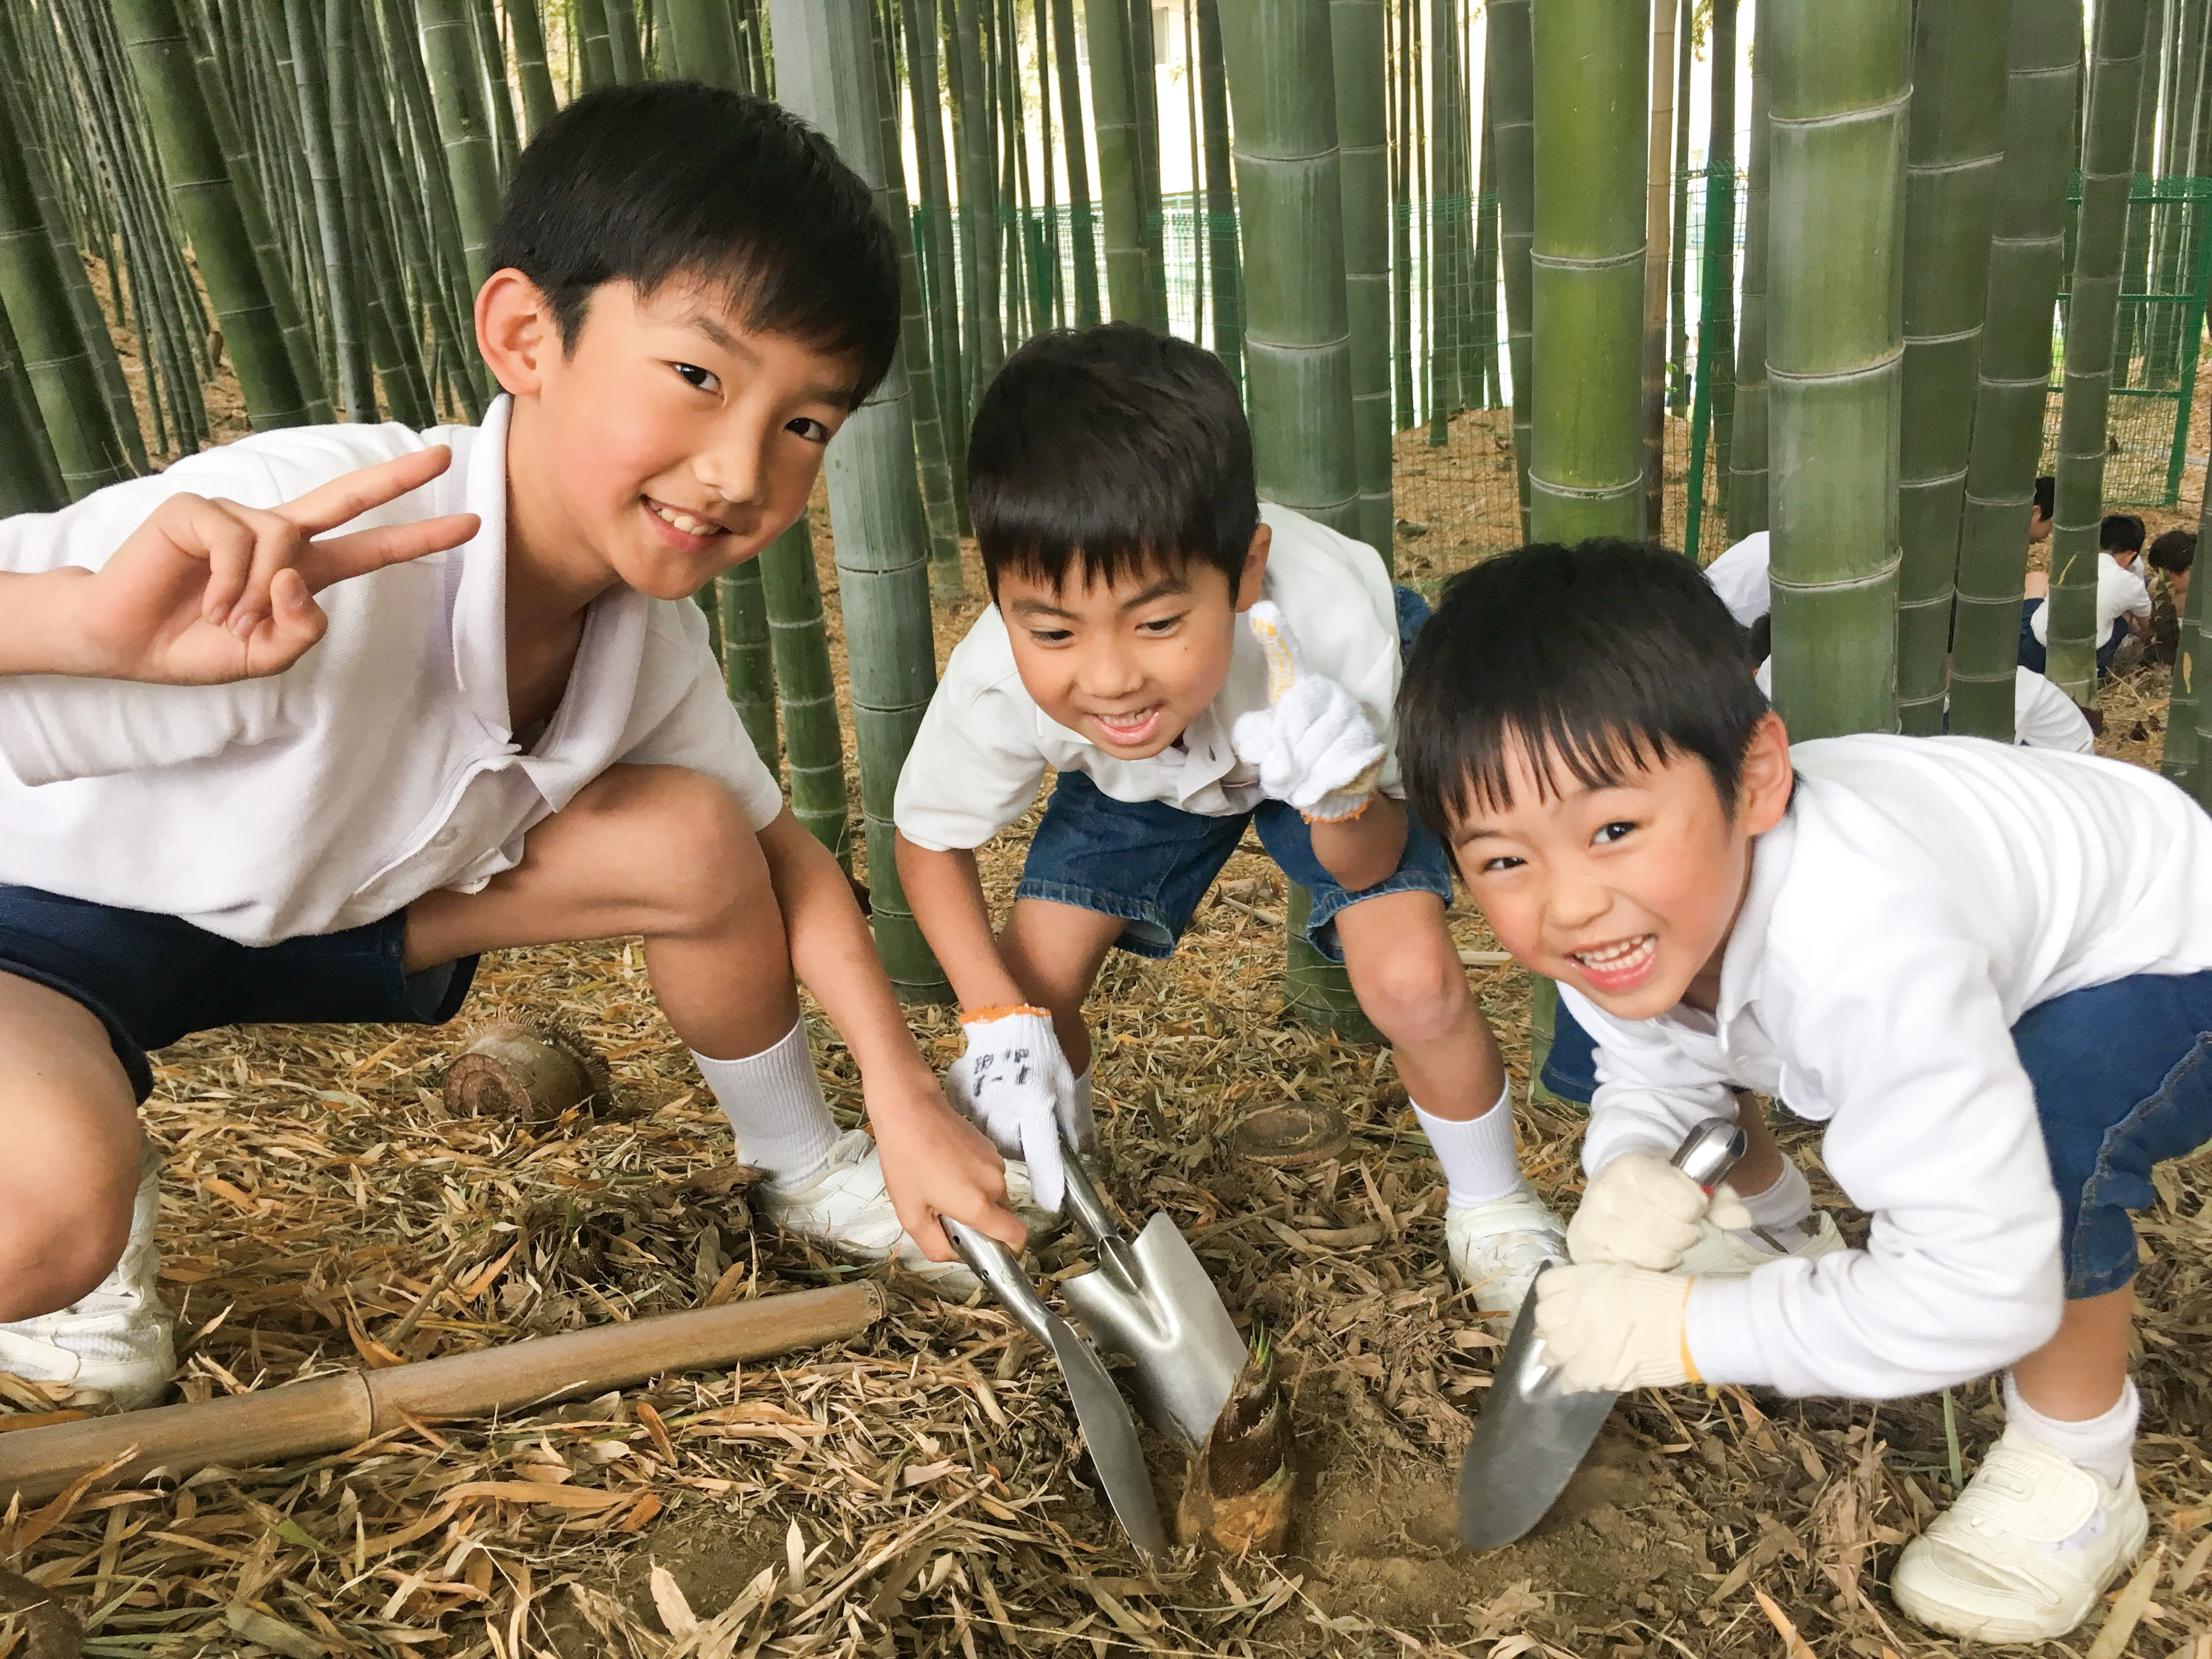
[891,325,1564,1316]
[1398,539,2212,1643]
[0,83,1030,1413]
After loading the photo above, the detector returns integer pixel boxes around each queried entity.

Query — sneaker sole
[1891,1504,2150,1644]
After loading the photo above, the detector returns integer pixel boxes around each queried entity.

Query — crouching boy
[891,325,1562,1315]
[0,83,1028,1414]
[1396,539,2212,1643]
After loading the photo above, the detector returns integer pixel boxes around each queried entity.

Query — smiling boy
[1397,539,2212,1642]
[890,325,1563,1313]
[0,83,1025,1413]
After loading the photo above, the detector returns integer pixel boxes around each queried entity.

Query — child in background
[2029,473,2057,545]
[1397,539,2212,1643]
[2146,528,2193,665]
[0,84,1030,1413]
[2021,511,2151,678]
[892,325,1565,1317]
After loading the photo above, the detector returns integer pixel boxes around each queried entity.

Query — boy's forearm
[1309,793,1410,893]
[756,811,934,1094]
[0,571,93,677]
[894,833,1028,1011]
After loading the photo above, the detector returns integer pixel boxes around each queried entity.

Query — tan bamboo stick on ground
[0,1280,883,1504]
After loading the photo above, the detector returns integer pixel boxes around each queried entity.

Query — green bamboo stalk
[1050,0,1101,328]
[1727,0,1770,537]
[1390,0,1413,427]
[575,0,616,88]
[1333,0,1392,558]
[1487,0,1533,535]
[287,0,383,421]
[327,0,383,419]
[1706,0,1739,504]
[0,302,66,514]
[2111,0,2162,383]
[1182,0,1204,344]
[0,94,132,495]
[766,0,950,1000]
[506,0,558,137]
[1668,0,1691,417]
[1086,0,1154,326]
[1765,0,1908,739]
[2048,0,2153,706]
[761,518,852,862]
[949,0,1003,382]
[1893,0,2012,735]
[1197,0,1242,390]
[419,0,504,290]
[904,0,970,531]
[718,563,780,769]
[2162,470,2209,792]
[1643,0,1677,536]
[1425,0,1458,443]
[603,0,641,81]
[1475,110,1500,407]
[1528,0,1646,542]
[1127,0,1169,329]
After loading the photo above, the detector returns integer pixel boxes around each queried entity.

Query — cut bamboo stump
[0,1280,883,1504]
[443,1022,609,1125]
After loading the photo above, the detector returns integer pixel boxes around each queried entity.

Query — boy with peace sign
[0,84,1034,1413]
[890,325,1564,1311]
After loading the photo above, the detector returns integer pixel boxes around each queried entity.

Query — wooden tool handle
[0,1280,883,1504]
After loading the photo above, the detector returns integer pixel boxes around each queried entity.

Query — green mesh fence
[2042,174,2212,507]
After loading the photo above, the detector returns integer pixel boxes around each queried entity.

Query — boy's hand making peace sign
[3,447,479,685]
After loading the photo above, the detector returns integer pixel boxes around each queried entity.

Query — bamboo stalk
[1642,0,1677,537]
[759,517,853,864]
[1333,0,1393,558]
[1765,0,1908,739]
[1050,0,1101,328]
[2163,479,2209,792]
[1704,0,1737,521]
[1389,0,1413,427]
[418,0,505,290]
[768,0,951,1001]
[1425,0,1457,444]
[1486,0,1533,536]
[1127,0,1169,329]
[718,565,780,769]
[1197,0,1242,390]
[1667,0,1691,418]
[1086,0,1154,326]
[0,303,66,514]
[506,0,558,137]
[1893,0,2012,734]
[2047,0,2153,706]
[1727,0,1770,538]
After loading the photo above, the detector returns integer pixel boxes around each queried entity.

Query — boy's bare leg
[0,979,144,1321]
[1333,890,1505,1118]
[2010,1286,2134,1419]
[994,898,1128,1079]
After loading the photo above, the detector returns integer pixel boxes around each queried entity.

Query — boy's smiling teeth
[1093,706,1161,740]
[1572,934,1657,982]
[648,499,725,537]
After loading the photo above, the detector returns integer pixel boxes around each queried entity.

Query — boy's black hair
[2149,527,2197,573]
[2101,512,2147,555]
[485,82,899,407]
[1398,540,1773,843]
[966,324,1257,599]
[2033,475,2056,521]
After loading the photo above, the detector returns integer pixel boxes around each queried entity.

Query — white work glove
[946,1006,1079,1211]
[1229,600,1387,822]
[1567,1151,1754,1271]
[1533,1263,1700,1393]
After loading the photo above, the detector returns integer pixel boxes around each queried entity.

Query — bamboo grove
[2,0,2210,1013]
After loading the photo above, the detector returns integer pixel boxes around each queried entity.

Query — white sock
[1733,1156,1816,1247]
[1069,1069,1096,1150]
[1414,1084,1523,1207]
[2004,1371,2140,1489]
[690,1018,839,1185]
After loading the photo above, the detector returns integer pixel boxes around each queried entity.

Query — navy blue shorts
[1543,971,2212,1300]
[0,886,477,1102]
[2018,600,2126,677]
[1013,585,1455,965]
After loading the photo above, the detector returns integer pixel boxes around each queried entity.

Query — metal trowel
[1456,1116,1746,1550]
[1055,1134,1246,1448]
[944,1218,1169,1558]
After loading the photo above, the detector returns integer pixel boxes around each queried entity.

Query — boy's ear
[476,269,563,396]
[1737,711,1793,835]
[1232,523,1273,612]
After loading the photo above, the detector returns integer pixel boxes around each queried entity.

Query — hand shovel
[943,1218,1169,1558]
[1456,1116,1745,1550]
[1053,1136,1247,1448]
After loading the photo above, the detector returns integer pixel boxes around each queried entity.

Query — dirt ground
[1,320,2208,1655]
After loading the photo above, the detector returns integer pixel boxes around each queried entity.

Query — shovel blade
[1044,1313,1170,1558]
[1059,1213,1245,1446]
[1456,1276,1617,1550]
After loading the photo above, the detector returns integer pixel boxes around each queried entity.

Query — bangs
[1442,714,1675,825]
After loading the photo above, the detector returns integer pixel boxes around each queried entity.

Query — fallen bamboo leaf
[2085,1549,2164,1659]
[1752,1587,1816,1659]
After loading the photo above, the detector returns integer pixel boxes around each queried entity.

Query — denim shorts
[1013,584,1455,965]
[0,885,477,1102]
[2017,600,2126,678]
[1543,970,2212,1300]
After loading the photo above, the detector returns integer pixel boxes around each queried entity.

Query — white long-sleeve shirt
[2028,551,2151,644]
[1568,735,2212,1399]
[0,398,781,945]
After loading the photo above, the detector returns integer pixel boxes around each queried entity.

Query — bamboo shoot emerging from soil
[1177,1329,1294,1557]
[1765,1,1908,739]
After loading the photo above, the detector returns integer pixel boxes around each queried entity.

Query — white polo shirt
[2028,551,2151,644]
[1754,659,2092,753]
[1702,532,1771,628]
[1566,735,2212,1400]
[0,397,782,945]
[893,504,1399,851]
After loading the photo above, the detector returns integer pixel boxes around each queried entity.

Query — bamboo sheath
[0,1282,883,1506]
[1893,0,2011,734]
[1951,0,2081,740]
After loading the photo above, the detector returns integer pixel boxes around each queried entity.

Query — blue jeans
[1013,584,1454,964]
[2018,600,2127,678]
[1544,972,2212,1299]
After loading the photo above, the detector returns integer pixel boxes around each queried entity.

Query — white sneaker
[1674,1209,1846,1277]
[0,1148,174,1412]
[1891,1425,2149,1643]
[1446,1182,1568,1330]
[758,1130,1057,1296]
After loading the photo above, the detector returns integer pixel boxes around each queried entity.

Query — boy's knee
[607,768,770,925]
[0,1172,132,1321]
[1351,939,1469,1044]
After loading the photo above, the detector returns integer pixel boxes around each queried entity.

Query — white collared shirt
[1702,532,1771,628]
[2029,551,2152,643]
[0,398,781,945]
[1755,659,2092,753]
[1566,735,2212,1400]
[892,504,1401,851]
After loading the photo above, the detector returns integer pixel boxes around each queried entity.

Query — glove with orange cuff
[945,1005,1081,1211]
